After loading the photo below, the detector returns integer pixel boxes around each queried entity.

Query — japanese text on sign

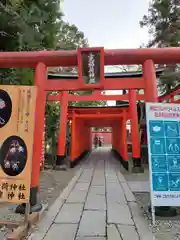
[0,86,37,204]
[146,102,180,207]
[81,51,101,85]
[0,180,27,202]
[149,105,180,118]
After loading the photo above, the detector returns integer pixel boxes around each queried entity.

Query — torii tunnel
[67,105,129,167]
[47,89,143,170]
[47,84,180,170]
[1,47,180,212]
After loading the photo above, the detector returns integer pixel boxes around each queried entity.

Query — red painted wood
[44,77,145,91]
[31,63,47,188]
[57,91,68,156]
[1,47,180,67]
[129,90,140,158]
[143,60,158,102]
[48,92,145,101]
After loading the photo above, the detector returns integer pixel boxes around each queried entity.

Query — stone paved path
[28,148,155,240]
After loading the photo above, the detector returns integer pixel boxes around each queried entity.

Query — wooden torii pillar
[128,60,158,173]
[143,60,158,102]
[16,62,47,213]
[129,90,141,172]
[56,91,69,165]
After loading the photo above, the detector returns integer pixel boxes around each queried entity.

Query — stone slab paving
[77,210,106,236]
[74,182,90,191]
[121,182,136,202]
[128,181,150,193]
[117,225,139,240]
[28,148,154,240]
[107,224,122,239]
[66,190,88,203]
[43,224,77,240]
[88,185,105,195]
[107,203,134,225]
[54,203,83,224]
[76,237,105,240]
[84,194,106,210]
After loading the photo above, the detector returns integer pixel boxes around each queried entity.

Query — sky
[62,0,150,105]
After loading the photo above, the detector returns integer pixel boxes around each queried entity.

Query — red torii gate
[1,46,179,212]
[67,104,130,167]
[47,90,145,167]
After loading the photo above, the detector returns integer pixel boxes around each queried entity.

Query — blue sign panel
[169,173,180,191]
[167,155,180,172]
[152,173,169,191]
[164,121,179,137]
[146,103,180,206]
[166,138,180,154]
[149,120,165,137]
[151,155,167,172]
[150,137,166,154]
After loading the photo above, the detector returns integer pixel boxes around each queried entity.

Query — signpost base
[7,203,48,240]
[151,205,156,226]
[148,204,177,217]
[56,155,65,165]
[54,155,67,170]
[15,187,42,214]
[15,202,43,214]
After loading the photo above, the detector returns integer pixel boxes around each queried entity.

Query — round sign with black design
[0,136,28,176]
[0,89,12,128]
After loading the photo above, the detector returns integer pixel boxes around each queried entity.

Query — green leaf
[140,0,180,94]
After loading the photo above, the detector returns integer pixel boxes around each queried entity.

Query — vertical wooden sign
[77,47,104,88]
[0,86,37,204]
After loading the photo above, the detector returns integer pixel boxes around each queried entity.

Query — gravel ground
[121,165,180,240]
[0,165,78,238]
[135,192,180,240]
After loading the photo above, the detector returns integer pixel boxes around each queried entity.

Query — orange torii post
[143,59,158,102]
[129,90,141,172]
[71,114,91,163]
[16,62,47,214]
[1,46,180,213]
[111,118,128,169]
[56,91,69,165]
[29,63,47,212]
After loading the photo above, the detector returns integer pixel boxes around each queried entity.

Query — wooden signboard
[0,86,37,204]
[78,47,104,87]
[81,51,100,84]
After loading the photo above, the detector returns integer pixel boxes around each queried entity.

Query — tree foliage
[140,0,180,94]
[56,21,88,50]
[0,1,105,154]
[0,0,62,85]
[69,90,106,107]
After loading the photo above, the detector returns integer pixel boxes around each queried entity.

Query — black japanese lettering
[19,184,26,191]
[10,184,18,191]
[18,192,25,200]
[2,182,8,191]
[0,191,3,198]
[8,192,15,200]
